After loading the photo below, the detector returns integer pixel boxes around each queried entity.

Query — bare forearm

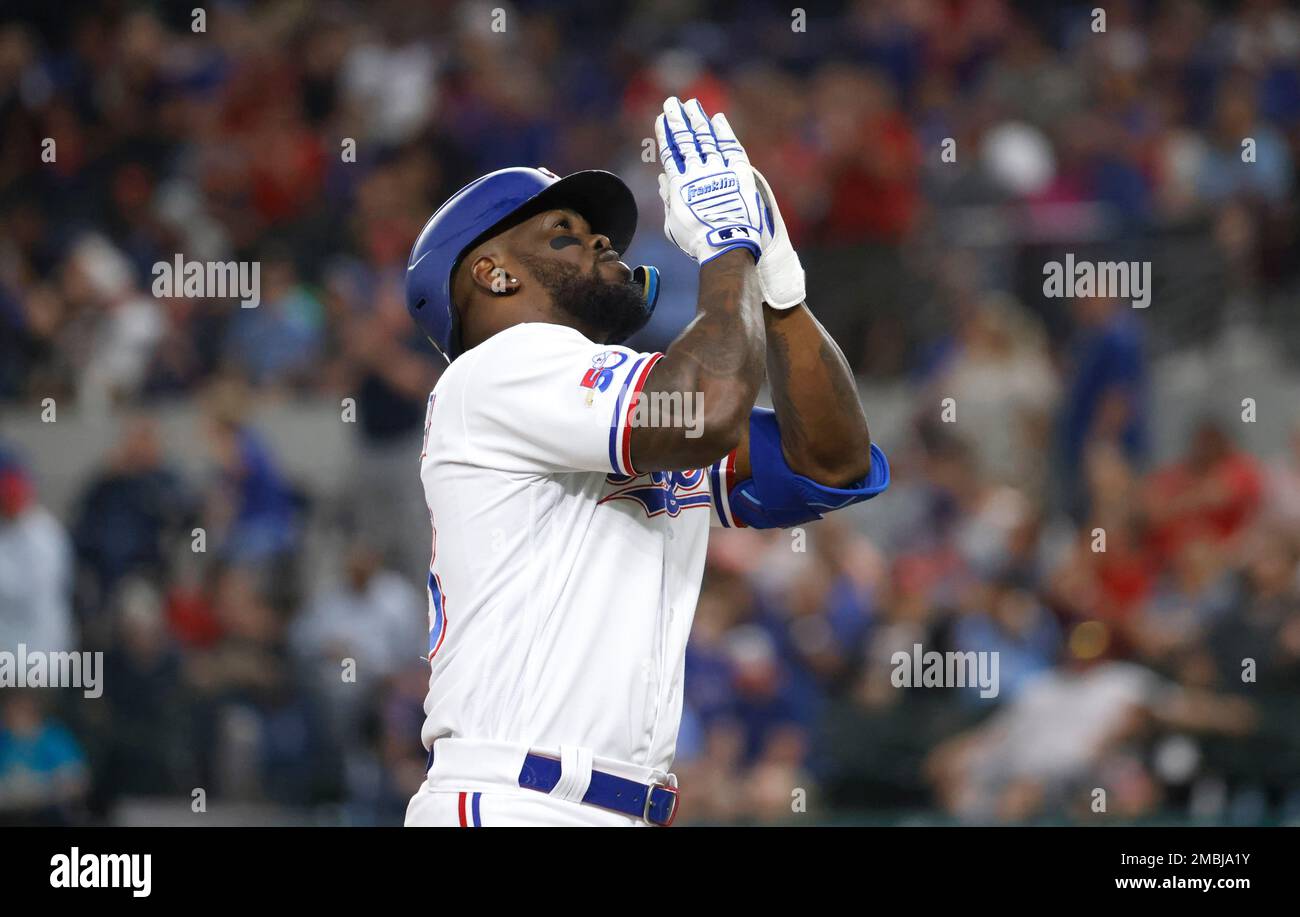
[765,303,872,486]
[631,250,765,470]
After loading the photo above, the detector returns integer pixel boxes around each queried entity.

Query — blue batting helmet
[405,166,660,362]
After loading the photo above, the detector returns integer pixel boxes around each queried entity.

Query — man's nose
[590,232,612,252]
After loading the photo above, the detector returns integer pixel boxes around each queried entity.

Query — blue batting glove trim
[701,241,761,265]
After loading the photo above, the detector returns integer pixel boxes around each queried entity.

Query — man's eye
[555,219,569,229]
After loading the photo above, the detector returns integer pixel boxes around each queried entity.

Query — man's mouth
[596,250,632,281]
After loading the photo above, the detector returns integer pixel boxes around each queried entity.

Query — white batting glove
[752,167,806,310]
[655,97,764,265]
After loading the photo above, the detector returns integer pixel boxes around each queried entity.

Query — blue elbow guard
[729,407,890,530]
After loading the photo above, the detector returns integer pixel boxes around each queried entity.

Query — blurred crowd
[1,0,1299,825]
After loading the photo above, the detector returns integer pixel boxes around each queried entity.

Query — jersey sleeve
[460,324,663,474]
[705,447,743,528]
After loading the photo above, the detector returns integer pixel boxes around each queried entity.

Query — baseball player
[402,98,890,826]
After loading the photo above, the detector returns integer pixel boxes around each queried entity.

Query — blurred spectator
[809,63,920,245]
[365,660,435,824]
[80,577,200,810]
[922,293,1058,492]
[290,538,424,740]
[1204,529,1300,694]
[0,452,74,652]
[1193,74,1294,208]
[1058,294,1147,517]
[188,566,343,806]
[336,274,438,581]
[62,236,165,414]
[1196,529,1300,808]
[0,691,88,825]
[926,660,1253,822]
[722,625,803,766]
[221,254,324,388]
[1130,536,1236,662]
[950,575,1061,704]
[1143,419,1263,566]
[70,416,195,618]
[201,380,303,570]
[291,539,423,679]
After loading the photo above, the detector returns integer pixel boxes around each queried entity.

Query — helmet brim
[466,170,638,258]
[534,170,638,254]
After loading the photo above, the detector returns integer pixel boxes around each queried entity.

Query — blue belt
[517,753,679,826]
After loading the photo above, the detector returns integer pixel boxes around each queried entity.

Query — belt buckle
[643,774,679,826]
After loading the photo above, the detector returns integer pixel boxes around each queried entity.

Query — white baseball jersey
[416,322,741,777]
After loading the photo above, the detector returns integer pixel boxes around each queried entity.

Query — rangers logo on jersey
[599,467,712,518]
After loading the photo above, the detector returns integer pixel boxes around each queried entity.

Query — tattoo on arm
[630,251,765,472]
[763,305,872,485]
[765,326,808,454]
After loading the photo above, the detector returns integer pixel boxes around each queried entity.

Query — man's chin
[521,252,647,343]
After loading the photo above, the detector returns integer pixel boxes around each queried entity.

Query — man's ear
[468,256,520,297]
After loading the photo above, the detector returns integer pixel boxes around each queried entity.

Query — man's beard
[518,254,649,344]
